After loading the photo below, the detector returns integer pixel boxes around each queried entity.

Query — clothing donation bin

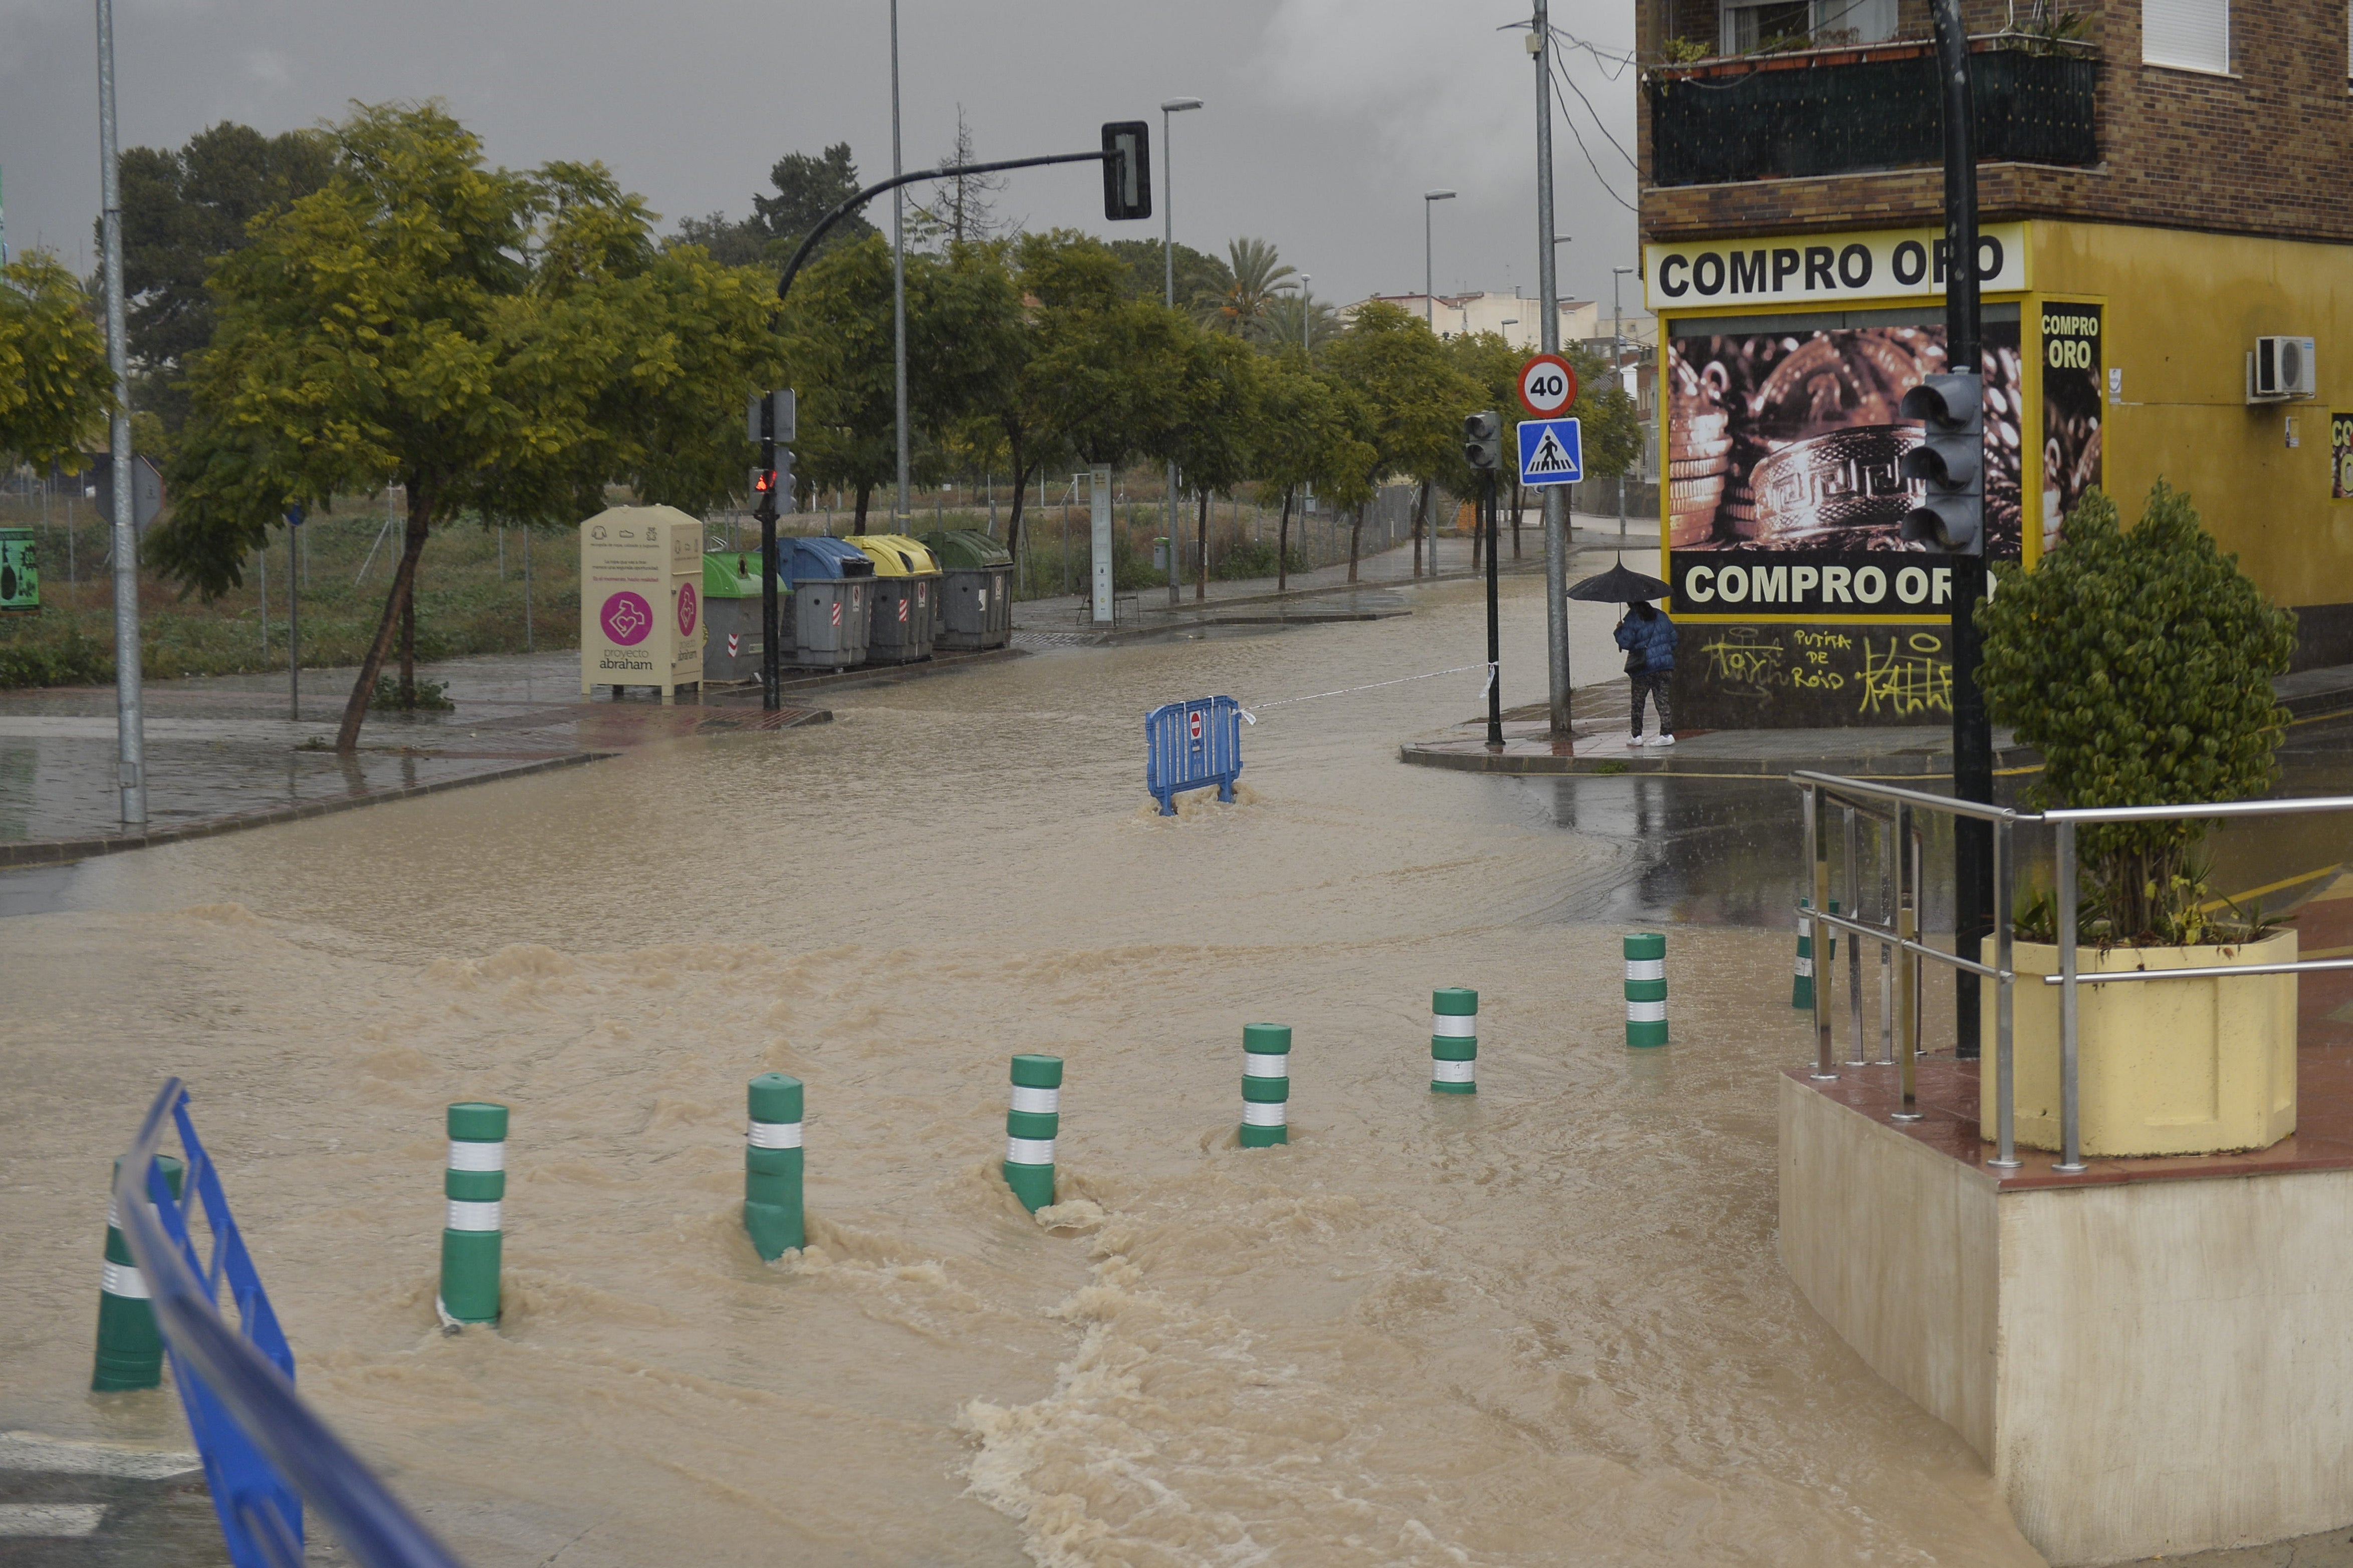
[845,535,940,665]
[783,537,874,670]
[581,505,705,699]
[701,552,772,683]
[916,529,1013,651]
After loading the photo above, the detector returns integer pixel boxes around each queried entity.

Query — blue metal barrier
[1145,696,1245,815]
[115,1081,468,1568]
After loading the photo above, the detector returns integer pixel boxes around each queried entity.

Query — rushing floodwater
[0,577,2044,1567]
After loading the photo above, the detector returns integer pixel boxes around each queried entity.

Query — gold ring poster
[1665,317,2022,726]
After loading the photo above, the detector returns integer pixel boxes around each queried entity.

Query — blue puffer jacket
[1614,609,1678,673]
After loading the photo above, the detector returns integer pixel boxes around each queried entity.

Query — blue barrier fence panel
[116,1081,470,1568]
[1144,696,1245,815]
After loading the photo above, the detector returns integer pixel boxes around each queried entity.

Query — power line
[1550,72,1639,212]
[1550,52,1640,171]
[1545,24,1638,79]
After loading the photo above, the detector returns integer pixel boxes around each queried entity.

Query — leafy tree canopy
[1195,237,1296,342]
[113,121,333,434]
[1321,299,1482,492]
[0,253,114,469]
[1104,238,1233,311]
[673,142,879,270]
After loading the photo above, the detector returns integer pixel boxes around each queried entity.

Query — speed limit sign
[1517,353,1578,419]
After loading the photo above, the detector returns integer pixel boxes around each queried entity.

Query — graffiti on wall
[1683,624,1952,727]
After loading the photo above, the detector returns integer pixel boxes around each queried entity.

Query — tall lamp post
[96,0,144,824]
[1612,264,1637,539]
[889,0,909,530]
[1300,272,1312,357]
[1422,189,1456,329]
[1531,0,1573,738]
[1160,95,1202,608]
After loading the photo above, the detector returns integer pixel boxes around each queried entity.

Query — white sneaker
[1646,733,1676,747]
[1623,734,1645,747]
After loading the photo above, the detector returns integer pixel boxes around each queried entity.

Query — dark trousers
[1630,671,1673,736]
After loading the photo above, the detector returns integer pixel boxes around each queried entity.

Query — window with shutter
[2143,0,2229,74]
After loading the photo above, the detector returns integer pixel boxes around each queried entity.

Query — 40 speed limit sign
[1517,353,1578,419]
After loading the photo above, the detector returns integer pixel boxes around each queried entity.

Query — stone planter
[1981,931,2298,1156]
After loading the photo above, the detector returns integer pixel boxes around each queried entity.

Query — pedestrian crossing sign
[1517,417,1584,486]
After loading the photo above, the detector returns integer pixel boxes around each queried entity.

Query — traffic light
[1463,410,1503,471]
[746,389,796,445]
[751,464,779,509]
[1898,371,1983,553]
[1101,122,1151,221]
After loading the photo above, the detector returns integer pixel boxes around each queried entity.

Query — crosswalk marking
[0,1503,108,1537]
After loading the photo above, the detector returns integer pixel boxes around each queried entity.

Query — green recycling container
[916,529,1014,651]
[701,551,773,682]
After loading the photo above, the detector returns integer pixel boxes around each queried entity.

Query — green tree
[673,142,878,269]
[156,103,782,751]
[1253,356,1374,590]
[1979,481,2297,941]
[1105,238,1233,310]
[1322,300,1481,580]
[1195,237,1295,341]
[1260,291,1340,364]
[1163,327,1262,596]
[780,233,1020,529]
[112,123,333,441]
[0,253,114,469]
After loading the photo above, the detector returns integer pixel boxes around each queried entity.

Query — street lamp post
[1160,95,1202,608]
[1300,272,1312,357]
[1422,189,1456,330]
[1531,0,1573,738]
[889,0,908,530]
[1612,264,1636,540]
[96,0,144,824]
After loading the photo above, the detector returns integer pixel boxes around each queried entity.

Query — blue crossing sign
[1517,417,1584,486]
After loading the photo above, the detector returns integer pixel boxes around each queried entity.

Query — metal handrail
[1795,773,2353,1174]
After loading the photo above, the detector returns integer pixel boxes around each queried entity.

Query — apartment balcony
[1644,39,2097,189]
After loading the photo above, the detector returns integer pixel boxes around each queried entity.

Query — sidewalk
[1402,661,2353,780]
[1014,526,1656,644]
[0,650,834,867]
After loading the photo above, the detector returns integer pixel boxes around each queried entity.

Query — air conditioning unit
[2247,336,2317,403]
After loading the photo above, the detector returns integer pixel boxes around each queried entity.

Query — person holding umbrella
[1568,559,1678,748]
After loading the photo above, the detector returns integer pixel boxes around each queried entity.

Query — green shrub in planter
[1979,481,2295,942]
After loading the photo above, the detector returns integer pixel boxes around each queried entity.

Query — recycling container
[783,536,874,670]
[917,529,1014,651]
[845,535,940,665]
[0,528,38,613]
[701,552,773,683]
[581,505,705,699]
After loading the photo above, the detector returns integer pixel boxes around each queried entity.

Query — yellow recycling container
[845,535,940,665]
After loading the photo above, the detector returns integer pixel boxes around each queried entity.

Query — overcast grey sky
[0,0,1641,312]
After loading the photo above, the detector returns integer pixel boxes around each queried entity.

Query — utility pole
[96,0,143,825]
[889,0,909,532]
[287,506,302,720]
[1531,1,1572,738]
[1160,96,1202,607]
[1932,0,1992,1058]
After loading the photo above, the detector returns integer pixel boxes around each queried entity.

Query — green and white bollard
[1625,933,1668,1049]
[438,1102,507,1327]
[1240,1023,1290,1147]
[1003,1055,1062,1213]
[1430,988,1478,1094]
[92,1155,185,1392]
[744,1073,805,1259]
[1791,898,1838,1009]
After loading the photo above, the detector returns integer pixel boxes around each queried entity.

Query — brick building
[1635,0,2353,726]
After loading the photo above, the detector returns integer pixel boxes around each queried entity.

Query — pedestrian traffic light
[1101,122,1151,221]
[1463,410,1503,471]
[751,465,779,507]
[1898,371,1983,553]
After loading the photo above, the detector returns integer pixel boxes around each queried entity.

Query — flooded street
[2,575,2044,1567]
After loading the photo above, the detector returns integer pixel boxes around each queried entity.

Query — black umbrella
[1567,558,1671,604]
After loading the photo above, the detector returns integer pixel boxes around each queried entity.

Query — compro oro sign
[1644,222,2027,311]
[581,504,707,698]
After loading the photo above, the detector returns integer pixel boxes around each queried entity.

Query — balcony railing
[1645,41,2097,189]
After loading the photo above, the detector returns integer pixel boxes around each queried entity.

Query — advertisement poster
[1665,319,2021,726]
[2041,303,2104,550]
[2334,412,2353,502]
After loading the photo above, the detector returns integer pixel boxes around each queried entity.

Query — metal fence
[1792,770,2353,1172]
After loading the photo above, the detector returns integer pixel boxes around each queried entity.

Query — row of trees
[7,101,1640,754]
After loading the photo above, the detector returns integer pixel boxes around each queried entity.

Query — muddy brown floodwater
[0,578,2045,1567]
